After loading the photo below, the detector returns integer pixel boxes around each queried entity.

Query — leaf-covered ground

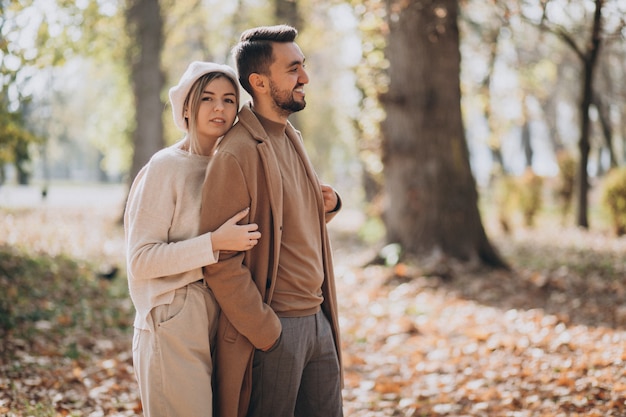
[1,185,625,416]
[334,226,626,417]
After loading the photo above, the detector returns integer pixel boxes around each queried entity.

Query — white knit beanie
[168,61,239,132]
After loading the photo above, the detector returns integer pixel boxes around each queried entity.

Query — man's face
[267,42,309,116]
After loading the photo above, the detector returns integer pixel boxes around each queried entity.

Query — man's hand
[321,184,338,213]
[260,335,280,352]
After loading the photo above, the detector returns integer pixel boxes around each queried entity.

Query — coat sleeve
[324,192,342,223]
[199,150,281,350]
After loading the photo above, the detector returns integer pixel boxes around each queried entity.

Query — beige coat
[199,103,342,417]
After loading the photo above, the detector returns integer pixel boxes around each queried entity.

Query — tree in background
[4,0,625,243]
[0,1,48,184]
[275,0,302,28]
[0,107,40,185]
[0,0,134,184]
[125,0,165,186]
[380,0,505,267]
[460,2,510,178]
[462,0,625,230]
[295,2,362,188]
[537,0,606,229]
[510,0,625,228]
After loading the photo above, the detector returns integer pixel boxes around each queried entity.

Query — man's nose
[299,68,309,84]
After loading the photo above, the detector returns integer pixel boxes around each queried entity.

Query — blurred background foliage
[1,0,625,245]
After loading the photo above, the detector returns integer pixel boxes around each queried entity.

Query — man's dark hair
[232,25,298,96]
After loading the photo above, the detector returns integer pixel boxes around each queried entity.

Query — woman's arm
[211,207,261,251]
[125,161,260,281]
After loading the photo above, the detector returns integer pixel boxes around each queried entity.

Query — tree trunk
[479,27,508,175]
[574,0,603,229]
[381,0,505,267]
[274,0,303,131]
[126,0,165,186]
[540,91,565,155]
[521,98,533,168]
[593,95,617,170]
[275,0,301,29]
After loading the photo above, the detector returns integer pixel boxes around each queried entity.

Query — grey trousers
[247,310,343,417]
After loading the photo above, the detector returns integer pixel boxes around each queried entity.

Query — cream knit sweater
[124,144,218,330]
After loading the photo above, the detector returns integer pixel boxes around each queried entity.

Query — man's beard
[269,81,306,115]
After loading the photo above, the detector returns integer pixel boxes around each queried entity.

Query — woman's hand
[211,208,261,251]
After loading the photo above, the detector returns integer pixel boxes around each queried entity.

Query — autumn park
[2,0,626,416]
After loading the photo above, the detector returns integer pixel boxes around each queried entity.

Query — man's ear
[249,73,267,94]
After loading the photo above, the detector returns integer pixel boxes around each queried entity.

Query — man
[198,25,343,417]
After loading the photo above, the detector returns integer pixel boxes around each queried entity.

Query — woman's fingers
[247,231,261,240]
[226,207,250,224]
[222,208,262,249]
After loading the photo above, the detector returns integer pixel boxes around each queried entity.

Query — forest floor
[1,184,626,416]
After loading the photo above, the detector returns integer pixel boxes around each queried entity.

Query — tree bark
[521,97,533,169]
[274,0,301,29]
[126,0,165,186]
[593,94,617,170]
[574,0,603,229]
[381,0,505,267]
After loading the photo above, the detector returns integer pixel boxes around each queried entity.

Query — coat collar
[237,102,297,143]
[237,102,320,203]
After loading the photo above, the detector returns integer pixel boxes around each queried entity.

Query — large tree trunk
[126,0,165,186]
[381,0,504,267]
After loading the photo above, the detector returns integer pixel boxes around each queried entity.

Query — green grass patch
[0,244,133,359]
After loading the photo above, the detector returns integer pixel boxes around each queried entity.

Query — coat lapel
[257,141,283,303]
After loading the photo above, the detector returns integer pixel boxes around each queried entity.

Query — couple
[124,25,344,417]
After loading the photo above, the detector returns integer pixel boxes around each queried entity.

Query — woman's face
[195,76,238,142]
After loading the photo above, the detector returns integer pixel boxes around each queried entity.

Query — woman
[124,62,259,417]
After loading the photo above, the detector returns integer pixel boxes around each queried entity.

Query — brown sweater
[256,113,324,317]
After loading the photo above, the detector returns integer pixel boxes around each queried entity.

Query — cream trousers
[133,281,219,417]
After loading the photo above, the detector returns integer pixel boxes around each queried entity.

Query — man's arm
[199,151,281,349]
